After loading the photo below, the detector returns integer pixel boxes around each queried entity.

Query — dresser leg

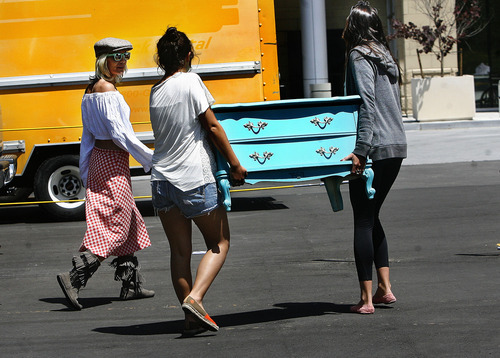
[216,172,232,211]
[322,176,345,212]
[215,150,232,211]
[362,168,376,199]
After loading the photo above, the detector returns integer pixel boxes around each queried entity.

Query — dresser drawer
[213,96,361,142]
[218,109,357,142]
[231,134,355,174]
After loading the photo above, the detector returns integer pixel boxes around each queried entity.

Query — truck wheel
[34,155,85,220]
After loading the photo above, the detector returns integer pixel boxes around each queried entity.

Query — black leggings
[349,158,403,281]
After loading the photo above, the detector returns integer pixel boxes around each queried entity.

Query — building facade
[273,0,460,114]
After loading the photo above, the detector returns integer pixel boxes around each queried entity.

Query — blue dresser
[212,95,375,212]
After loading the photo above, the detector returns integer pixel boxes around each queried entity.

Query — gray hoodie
[345,43,407,161]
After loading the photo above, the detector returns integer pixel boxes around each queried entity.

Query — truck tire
[34,155,85,220]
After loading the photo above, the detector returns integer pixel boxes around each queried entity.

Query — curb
[404,112,500,131]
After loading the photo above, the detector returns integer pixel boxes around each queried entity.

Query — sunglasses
[106,52,131,61]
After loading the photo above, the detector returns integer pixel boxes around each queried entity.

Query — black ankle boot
[109,255,155,300]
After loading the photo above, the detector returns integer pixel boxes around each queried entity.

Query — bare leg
[158,207,193,304]
[358,280,373,306]
[373,266,393,298]
[188,206,230,308]
[159,205,229,331]
[351,280,375,314]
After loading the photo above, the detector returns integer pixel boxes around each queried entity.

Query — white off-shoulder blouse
[80,91,153,186]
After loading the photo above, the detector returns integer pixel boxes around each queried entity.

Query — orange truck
[0,0,280,219]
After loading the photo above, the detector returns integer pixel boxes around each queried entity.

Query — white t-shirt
[149,72,217,191]
[80,91,153,186]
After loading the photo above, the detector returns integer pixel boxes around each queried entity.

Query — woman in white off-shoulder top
[56,37,155,310]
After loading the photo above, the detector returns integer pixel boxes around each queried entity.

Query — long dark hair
[155,27,195,77]
[343,1,400,80]
[343,1,391,53]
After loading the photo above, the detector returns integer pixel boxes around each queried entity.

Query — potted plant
[391,0,485,121]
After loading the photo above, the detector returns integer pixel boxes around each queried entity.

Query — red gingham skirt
[80,147,151,258]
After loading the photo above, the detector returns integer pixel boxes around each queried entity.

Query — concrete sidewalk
[404,111,500,131]
[402,111,500,166]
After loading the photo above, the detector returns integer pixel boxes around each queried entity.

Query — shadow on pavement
[0,197,286,225]
[40,296,116,311]
[230,197,288,211]
[0,205,64,224]
[91,302,354,337]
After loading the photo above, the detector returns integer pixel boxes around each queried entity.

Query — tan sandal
[183,313,208,336]
[181,296,219,331]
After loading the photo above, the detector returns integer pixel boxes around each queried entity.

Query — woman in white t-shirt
[150,27,247,335]
[57,38,155,311]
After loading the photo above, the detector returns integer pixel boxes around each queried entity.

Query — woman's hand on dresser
[230,164,248,186]
[341,153,366,175]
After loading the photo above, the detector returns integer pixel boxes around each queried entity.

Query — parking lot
[1,122,499,357]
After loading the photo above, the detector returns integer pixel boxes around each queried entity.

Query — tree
[391,0,485,77]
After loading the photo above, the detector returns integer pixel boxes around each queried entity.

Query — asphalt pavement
[0,113,499,357]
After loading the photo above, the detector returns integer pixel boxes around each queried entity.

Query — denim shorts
[151,180,221,219]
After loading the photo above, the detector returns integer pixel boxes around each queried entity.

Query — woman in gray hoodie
[341,1,407,314]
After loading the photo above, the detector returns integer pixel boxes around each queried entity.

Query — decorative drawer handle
[310,116,333,129]
[316,146,339,159]
[249,151,273,164]
[244,121,268,134]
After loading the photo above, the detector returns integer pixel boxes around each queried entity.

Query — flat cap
[94,37,133,58]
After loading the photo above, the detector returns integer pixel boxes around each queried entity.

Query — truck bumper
[0,154,18,189]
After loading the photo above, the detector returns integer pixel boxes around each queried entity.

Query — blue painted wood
[215,111,357,142]
[213,96,375,212]
[231,135,356,176]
